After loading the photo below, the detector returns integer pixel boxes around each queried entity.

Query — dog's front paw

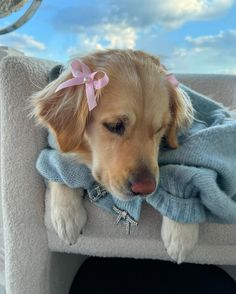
[51,202,87,245]
[161,216,199,264]
[50,183,87,245]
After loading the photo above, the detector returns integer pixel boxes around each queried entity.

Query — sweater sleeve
[147,165,207,223]
[147,165,236,224]
[36,148,95,189]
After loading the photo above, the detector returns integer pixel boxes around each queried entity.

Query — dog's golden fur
[31,49,193,199]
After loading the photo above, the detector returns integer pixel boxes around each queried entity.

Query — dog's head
[32,50,192,200]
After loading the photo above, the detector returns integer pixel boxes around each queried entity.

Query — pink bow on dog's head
[165,73,179,88]
[55,60,109,111]
[160,64,179,88]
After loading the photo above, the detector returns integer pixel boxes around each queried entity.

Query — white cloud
[110,0,235,29]
[157,0,235,28]
[171,29,236,73]
[173,46,208,57]
[54,0,235,32]
[23,35,45,50]
[185,29,236,47]
[0,32,46,52]
[51,1,235,73]
[66,23,137,57]
[67,35,104,56]
[173,48,188,57]
[103,23,137,49]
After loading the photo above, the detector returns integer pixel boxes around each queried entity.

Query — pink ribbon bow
[165,73,179,88]
[161,64,179,88]
[55,60,109,111]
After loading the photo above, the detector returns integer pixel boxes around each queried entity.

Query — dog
[31,49,199,263]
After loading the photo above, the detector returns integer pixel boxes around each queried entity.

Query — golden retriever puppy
[32,49,197,263]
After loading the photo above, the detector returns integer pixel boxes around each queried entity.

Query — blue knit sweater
[36,85,236,232]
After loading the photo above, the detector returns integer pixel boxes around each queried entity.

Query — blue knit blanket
[36,85,236,231]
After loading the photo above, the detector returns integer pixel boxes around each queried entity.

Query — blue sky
[0,0,236,73]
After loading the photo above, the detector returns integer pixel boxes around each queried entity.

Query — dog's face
[32,50,192,200]
[85,65,170,199]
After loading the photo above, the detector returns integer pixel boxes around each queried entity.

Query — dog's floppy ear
[133,50,193,149]
[166,83,193,148]
[31,69,89,153]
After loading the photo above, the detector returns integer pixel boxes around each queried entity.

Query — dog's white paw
[50,183,87,245]
[161,216,199,264]
[51,201,87,245]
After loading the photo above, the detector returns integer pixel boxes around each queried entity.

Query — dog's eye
[103,121,125,136]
